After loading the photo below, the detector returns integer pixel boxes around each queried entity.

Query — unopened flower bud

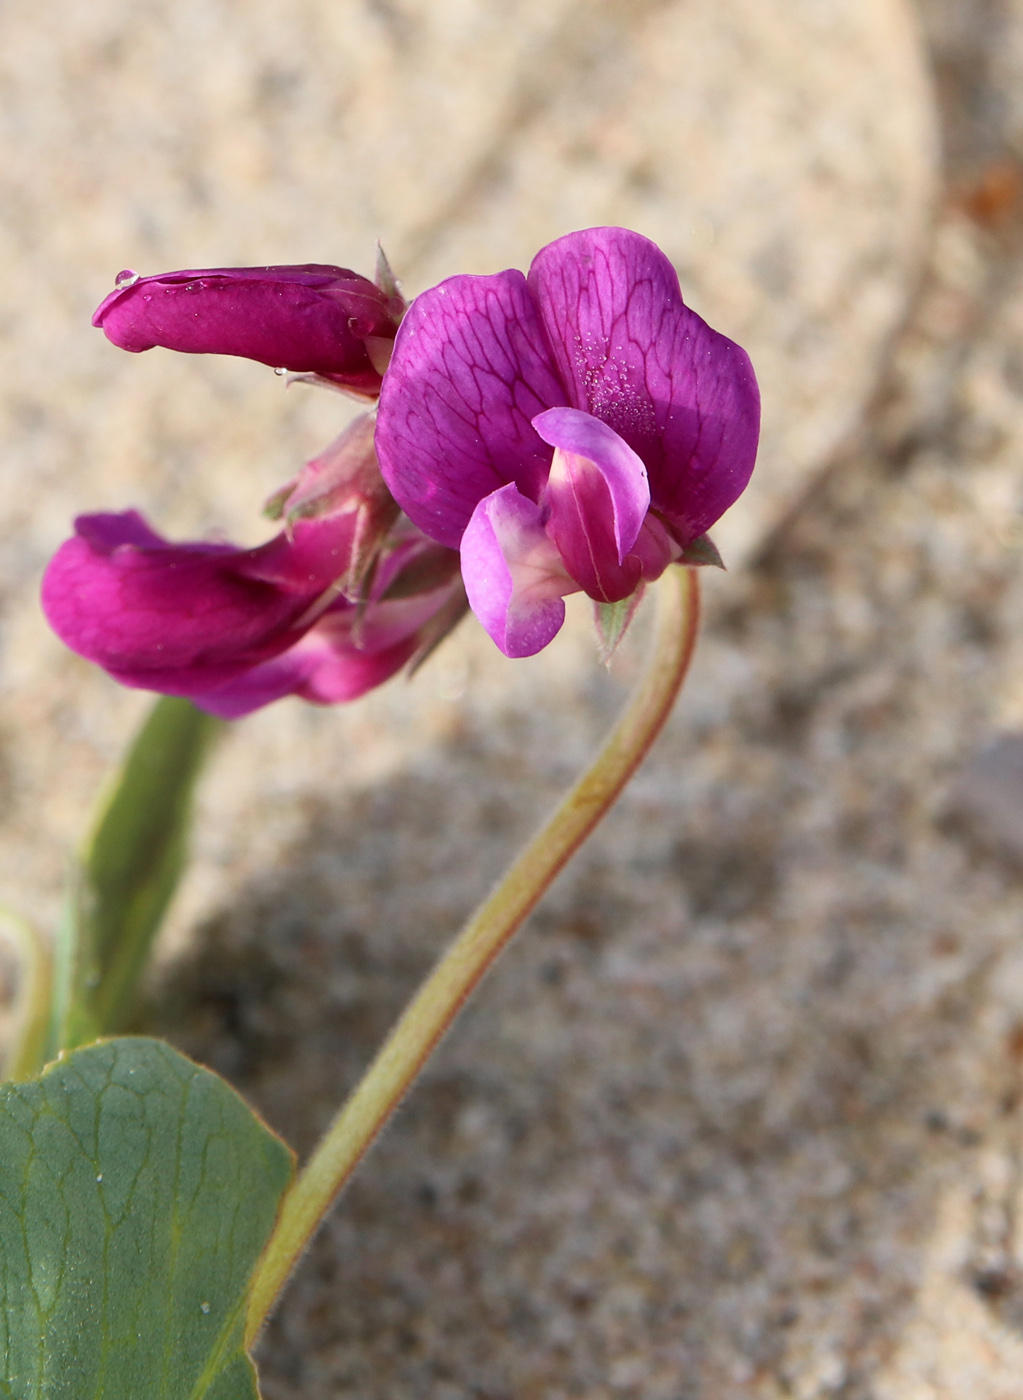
[93,263,405,398]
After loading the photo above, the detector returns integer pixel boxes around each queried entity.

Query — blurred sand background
[7,0,1023,1394]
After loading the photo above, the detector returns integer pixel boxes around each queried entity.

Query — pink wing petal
[459,484,575,658]
[376,271,568,548]
[528,227,759,544]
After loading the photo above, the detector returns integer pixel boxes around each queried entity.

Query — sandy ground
[9,0,1023,1395]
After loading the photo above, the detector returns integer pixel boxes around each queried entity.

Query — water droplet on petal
[274,366,289,376]
[114,269,140,289]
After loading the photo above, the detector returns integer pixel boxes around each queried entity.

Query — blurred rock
[947,733,1023,864]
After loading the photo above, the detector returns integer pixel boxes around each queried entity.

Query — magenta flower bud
[376,227,760,657]
[93,264,404,398]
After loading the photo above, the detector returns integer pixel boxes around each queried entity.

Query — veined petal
[533,406,649,563]
[375,271,567,547]
[528,227,759,543]
[459,484,575,658]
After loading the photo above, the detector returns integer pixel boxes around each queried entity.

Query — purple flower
[41,508,463,718]
[94,264,404,398]
[375,227,760,657]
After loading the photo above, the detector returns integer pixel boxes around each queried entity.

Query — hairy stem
[245,564,701,1343]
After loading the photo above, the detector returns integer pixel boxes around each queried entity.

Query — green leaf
[85,698,222,1021]
[0,1037,294,1399]
[50,697,222,1053]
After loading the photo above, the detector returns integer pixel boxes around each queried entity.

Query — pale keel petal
[532,407,649,562]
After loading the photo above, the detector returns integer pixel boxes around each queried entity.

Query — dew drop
[274,366,289,376]
[201,1301,211,1314]
[114,269,140,289]
[95,1174,102,1182]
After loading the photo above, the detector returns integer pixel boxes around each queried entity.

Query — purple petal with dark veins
[375,271,568,547]
[528,228,759,543]
[460,483,575,657]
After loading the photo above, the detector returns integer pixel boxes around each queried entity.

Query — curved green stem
[245,564,702,1344]
[0,908,53,1082]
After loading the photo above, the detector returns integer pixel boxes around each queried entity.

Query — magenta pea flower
[41,507,463,719]
[52,250,463,718]
[94,263,405,398]
[375,227,760,657]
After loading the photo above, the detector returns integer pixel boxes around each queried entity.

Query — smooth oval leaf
[0,1037,294,1399]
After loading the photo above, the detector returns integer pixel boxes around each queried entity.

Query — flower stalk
[245,563,702,1343]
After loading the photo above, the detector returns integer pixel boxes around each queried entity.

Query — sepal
[263,414,400,600]
[374,243,406,317]
[595,584,646,666]
[677,532,725,569]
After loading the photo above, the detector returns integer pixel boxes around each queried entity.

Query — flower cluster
[43,230,759,714]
